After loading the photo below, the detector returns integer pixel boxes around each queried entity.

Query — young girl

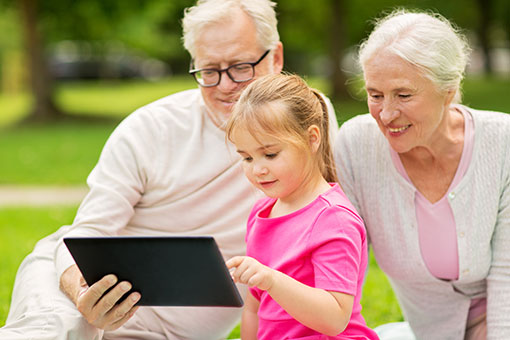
[225,73,378,340]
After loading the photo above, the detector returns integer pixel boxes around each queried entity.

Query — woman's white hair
[182,0,280,58]
[358,9,471,103]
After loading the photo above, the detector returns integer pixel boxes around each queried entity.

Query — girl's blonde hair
[226,73,338,183]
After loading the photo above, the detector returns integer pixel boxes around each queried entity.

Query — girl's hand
[226,256,276,291]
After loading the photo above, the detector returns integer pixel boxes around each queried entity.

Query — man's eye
[232,64,251,72]
[399,94,411,99]
[201,70,217,77]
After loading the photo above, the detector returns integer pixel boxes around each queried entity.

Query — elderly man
[1,0,337,339]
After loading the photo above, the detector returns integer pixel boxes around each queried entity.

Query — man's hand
[226,256,276,291]
[60,264,140,331]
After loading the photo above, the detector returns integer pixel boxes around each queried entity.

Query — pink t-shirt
[246,184,379,340]
[391,106,486,320]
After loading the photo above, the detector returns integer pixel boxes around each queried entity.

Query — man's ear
[272,42,284,74]
[308,125,321,153]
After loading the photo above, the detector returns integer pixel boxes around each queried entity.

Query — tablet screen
[64,236,243,307]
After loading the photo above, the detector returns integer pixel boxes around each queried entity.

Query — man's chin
[205,106,232,128]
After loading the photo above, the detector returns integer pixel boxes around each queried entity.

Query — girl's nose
[253,163,268,176]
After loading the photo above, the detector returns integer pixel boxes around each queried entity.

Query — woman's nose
[379,106,400,124]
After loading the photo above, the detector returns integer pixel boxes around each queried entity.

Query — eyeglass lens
[194,63,255,86]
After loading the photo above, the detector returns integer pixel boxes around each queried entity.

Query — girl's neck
[270,173,331,218]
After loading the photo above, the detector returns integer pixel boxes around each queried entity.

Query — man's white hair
[182,0,280,58]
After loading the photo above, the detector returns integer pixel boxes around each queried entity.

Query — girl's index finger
[226,256,244,269]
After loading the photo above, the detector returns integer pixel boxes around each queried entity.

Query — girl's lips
[258,180,277,189]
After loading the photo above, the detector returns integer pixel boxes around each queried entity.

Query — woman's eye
[265,153,278,159]
[369,94,382,100]
[243,157,253,162]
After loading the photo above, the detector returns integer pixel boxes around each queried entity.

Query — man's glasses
[189,50,270,87]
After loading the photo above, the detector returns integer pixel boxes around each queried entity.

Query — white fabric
[374,322,416,340]
[2,88,338,340]
[334,106,510,340]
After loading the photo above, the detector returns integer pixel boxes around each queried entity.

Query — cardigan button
[448,191,456,199]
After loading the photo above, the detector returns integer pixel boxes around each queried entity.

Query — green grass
[0,76,197,185]
[0,121,118,185]
[0,206,78,326]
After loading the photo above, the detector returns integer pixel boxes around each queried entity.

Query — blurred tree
[0,0,193,122]
[1,0,508,123]
[19,0,62,121]
[475,0,493,73]
[328,0,349,100]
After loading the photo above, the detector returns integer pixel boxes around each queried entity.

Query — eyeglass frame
[189,50,271,87]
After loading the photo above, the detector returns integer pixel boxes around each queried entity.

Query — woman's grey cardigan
[334,107,510,339]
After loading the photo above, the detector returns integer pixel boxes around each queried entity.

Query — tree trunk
[476,0,493,74]
[19,0,62,122]
[328,0,349,100]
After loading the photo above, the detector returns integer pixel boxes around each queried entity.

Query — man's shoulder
[129,88,202,125]
[145,88,201,112]
[112,88,203,139]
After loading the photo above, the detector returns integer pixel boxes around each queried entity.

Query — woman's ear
[444,88,457,106]
[308,125,321,153]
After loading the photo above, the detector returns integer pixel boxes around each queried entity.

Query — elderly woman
[334,9,510,340]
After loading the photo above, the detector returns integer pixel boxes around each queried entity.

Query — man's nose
[217,71,239,92]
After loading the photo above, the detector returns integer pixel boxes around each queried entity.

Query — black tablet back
[63,236,243,307]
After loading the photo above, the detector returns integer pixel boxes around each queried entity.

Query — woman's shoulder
[467,106,510,127]
[335,113,385,154]
[338,114,380,140]
[466,106,510,144]
[339,113,376,131]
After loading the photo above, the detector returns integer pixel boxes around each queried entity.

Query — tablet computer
[63,236,243,307]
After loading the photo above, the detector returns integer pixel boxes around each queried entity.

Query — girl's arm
[240,293,260,340]
[227,256,353,336]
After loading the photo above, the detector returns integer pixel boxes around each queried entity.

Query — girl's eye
[265,153,278,159]
[243,157,253,162]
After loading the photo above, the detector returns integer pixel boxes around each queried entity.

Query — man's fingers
[89,275,118,300]
[104,291,141,326]
[108,305,140,331]
[79,280,140,330]
[94,281,132,314]
[76,275,117,317]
